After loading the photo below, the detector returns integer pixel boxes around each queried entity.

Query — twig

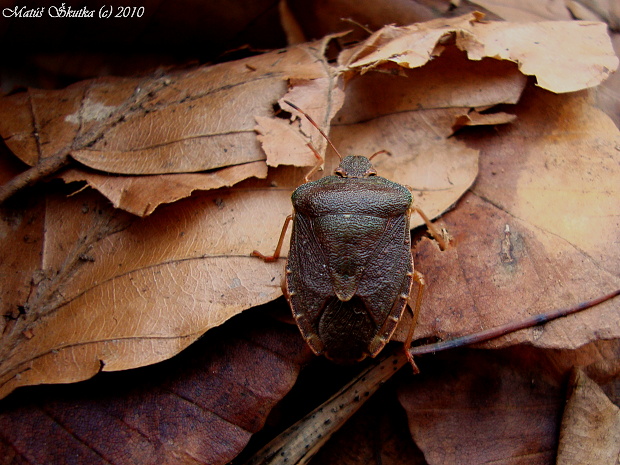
[244,351,407,465]
[409,288,620,356]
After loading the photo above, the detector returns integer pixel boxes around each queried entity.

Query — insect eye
[335,168,347,177]
[365,169,377,177]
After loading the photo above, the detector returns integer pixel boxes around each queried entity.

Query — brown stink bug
[253,101,446,368]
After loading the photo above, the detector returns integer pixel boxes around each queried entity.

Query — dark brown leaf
[0,308,313,465]
[399,347,566,464]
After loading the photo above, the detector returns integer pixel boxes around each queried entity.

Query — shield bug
[253,101,446,367]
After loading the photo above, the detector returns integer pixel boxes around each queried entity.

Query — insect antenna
[369,149,390,160]
[283,100,344,161]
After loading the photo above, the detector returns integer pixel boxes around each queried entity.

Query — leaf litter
[0,8,619,465]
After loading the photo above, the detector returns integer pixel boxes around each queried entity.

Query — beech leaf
[0,186,289,399]
[340,14,618,94]
[0,312,313,465]
[60,161,268,217]
[0,37,335,214]
[398,88,620,350]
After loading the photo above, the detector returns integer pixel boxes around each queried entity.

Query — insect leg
[410,205,448,250]
[303,143,324,183]
[251,214,293,262]
[403,270,425,373]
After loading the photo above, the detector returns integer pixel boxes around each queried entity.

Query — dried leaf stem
[245,288,620,465]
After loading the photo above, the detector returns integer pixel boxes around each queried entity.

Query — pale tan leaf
[255,76,347,168]
[403,88,620,352]
[339,46,528,122]
[557,368,620,465]
[66,37,337,176]
[0,38,336,211]
[340,13,618,93]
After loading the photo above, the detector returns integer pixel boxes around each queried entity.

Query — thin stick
[409,288,620,356]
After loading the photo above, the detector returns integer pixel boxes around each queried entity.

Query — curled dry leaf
[0,37,336,215]
[61,161,268,217]
[339,13,618,94]
[1,43,327,173]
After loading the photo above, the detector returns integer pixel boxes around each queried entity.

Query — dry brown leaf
[403,88,620,350]
[398,348,564,464]
[2,44,325,173]
[0,37,334,213]
[557,368,620,464]
[0,311,313,465]
[255,75,347,169]
[511,340,620,385]
[60,161,268,216]
[0,184,290,399]
[340,14,618,93]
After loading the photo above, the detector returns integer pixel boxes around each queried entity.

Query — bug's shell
[284,156,414,363]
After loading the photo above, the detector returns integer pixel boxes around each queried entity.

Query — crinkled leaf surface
[340,14,618,93]
[0,185,289,399]
[61,161,268,217]
[0,38,334,215]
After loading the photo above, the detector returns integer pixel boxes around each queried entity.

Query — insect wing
[354,212,413,356]
[285,210,332,354]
